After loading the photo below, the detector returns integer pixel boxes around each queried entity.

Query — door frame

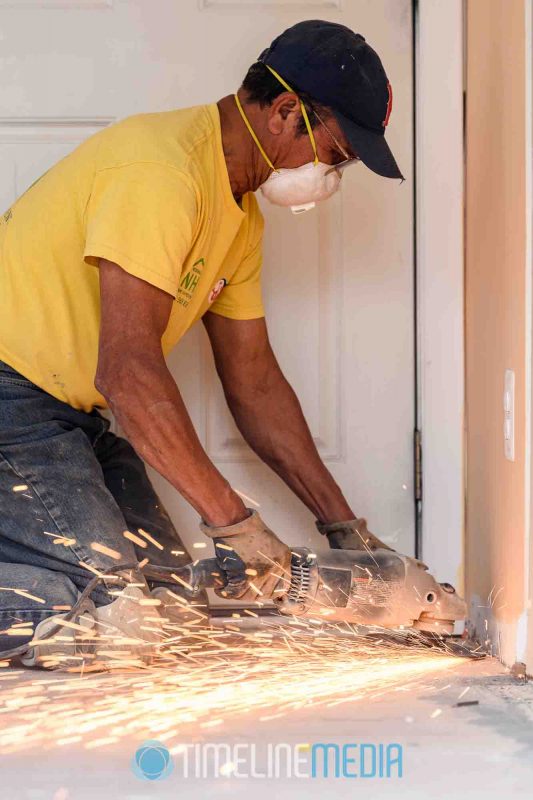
[525,0,533,673]
[415,0,465,589]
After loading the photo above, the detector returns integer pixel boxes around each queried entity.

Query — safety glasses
[312,108,361,175]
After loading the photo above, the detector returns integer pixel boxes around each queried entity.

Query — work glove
[316,517,395,552]
[200,509,292,602]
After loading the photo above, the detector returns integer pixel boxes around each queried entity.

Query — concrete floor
[0,649,532,799]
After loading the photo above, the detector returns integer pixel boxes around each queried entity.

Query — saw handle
[176,551,313,606]
[172,556,291,598]
[170,549,315,603]
[181,558,224,592]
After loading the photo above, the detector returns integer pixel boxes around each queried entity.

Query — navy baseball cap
[258,20,404,180]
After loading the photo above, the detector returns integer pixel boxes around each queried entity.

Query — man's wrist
[200,487,249,528]
[315,503,356,526]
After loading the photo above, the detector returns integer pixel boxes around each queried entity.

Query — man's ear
[267,92,300,135]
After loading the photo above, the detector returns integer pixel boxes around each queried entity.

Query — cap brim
[332,109,405,180]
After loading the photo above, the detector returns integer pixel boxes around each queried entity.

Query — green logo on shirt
[178,258,204,308]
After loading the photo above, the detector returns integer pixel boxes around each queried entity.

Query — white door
[0,1,414,564]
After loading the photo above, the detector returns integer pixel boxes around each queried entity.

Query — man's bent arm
[203,312,355,524]
[95,259,248,527]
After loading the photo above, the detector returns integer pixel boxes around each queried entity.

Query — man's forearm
[96,353,247,527]
[224,364,355,524]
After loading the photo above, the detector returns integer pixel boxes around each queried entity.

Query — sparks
[90,542,122,560]
[137,528,164,551]
[0,615,461,755]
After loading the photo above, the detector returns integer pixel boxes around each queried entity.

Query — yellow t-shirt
[0,104,265,412]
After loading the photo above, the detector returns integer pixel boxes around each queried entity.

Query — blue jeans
[0,360,194,653]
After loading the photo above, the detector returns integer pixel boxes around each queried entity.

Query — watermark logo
[311,742,402,778]
[133,741,403,779]
[131,740,174,781]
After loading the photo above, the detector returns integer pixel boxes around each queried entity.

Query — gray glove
[200,509,292,601]
[316,517,394,552]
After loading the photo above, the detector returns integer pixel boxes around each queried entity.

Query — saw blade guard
[274,547,466,634]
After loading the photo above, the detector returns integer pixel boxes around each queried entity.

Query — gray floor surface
[0,645,532,799]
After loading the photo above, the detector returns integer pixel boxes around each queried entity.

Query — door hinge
[414,429,422,503]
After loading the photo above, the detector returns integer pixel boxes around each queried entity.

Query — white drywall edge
[416,0,465,589]
[525,0,533,673]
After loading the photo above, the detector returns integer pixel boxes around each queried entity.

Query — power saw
[172,547,467,637]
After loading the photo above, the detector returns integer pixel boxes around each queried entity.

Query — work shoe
[93,583,164,666]
[20,605,97,670]
[21,577,164,671]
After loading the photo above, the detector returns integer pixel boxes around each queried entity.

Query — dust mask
[258,161,341,213]
[234,65,343,215]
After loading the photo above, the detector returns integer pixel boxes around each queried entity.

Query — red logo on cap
[382,82,393,128]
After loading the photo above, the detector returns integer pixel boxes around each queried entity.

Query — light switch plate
[504,369,515,461]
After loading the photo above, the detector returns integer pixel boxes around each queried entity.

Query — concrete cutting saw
[175,547,467,637]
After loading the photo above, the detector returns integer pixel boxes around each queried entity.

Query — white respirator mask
[234,65,356,215]
[259,161,341,214]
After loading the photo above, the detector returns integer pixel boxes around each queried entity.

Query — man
[0,20,404,664]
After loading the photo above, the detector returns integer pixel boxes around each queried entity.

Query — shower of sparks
[0,611,463,755]
[0,509,485,755]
